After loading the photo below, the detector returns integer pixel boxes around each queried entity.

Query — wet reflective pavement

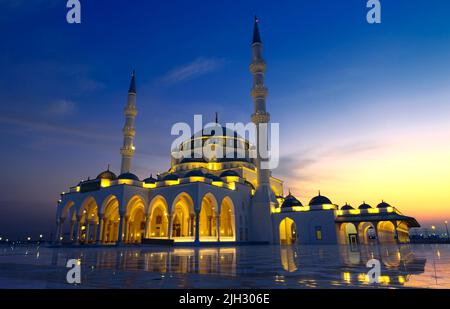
[0,244,449,288]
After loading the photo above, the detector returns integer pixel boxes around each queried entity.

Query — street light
[431,225,436,237]
[445,221,449,239]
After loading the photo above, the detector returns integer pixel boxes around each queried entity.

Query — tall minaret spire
[250,16,271,188]
[249,16,275,243]
[120,70,137,174]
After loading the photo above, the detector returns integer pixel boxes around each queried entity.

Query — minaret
[249,16,276,243]
[120,70,137,174]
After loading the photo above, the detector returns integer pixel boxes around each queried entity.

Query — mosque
[55,18,420,247]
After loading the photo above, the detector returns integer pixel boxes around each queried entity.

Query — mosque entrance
[279,218,297,245]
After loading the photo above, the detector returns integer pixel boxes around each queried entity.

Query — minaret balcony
[124,108,137,117]
[120,147,135,156]
[249,61,266,73]
[251,112,270,124]
[122,127,136,137]
[251,86,268,99]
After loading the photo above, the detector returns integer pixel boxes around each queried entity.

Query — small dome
[162,174,179,181]
[96,170,117,180]
[143,174,157,184]
[220,170,239,177]
[184,170,205,177]
[358,202,372,209]
[309,192,332,206]
[118,173,140,181]
[341,203,354,210]
[281,194,303,208]
[377,201,391,208]
[205,173,222,182]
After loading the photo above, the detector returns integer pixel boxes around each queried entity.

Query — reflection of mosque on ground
[51,247,237,277]
[279,244,426,287]
[47,244,429,288]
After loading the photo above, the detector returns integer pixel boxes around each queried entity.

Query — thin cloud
[44,100,77,116]
[0,114,118,142]
[161,57,227,84]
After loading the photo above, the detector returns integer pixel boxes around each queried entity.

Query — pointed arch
[377,221,396,244]
[358,222,376,244]
[220,196,236,241]
[125,195,146,243]
[339,222,358,245]
[102,195,120,243]
[199,192,219,241]
[78,196,99,244]
[172,192,195,241]
[279,217,296,245]
[148,195,169,238]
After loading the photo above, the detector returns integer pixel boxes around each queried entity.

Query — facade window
[315,226,323,240]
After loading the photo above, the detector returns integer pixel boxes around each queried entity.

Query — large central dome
[171,124,256,168]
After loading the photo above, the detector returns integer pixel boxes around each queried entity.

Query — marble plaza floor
[0,243,449,288]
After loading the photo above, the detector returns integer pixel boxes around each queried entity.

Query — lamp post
[445,221,449,239]
[431,225,436,238]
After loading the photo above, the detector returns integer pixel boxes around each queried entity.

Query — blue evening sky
[1,0,450,238]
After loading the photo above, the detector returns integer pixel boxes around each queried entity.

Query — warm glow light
[212,181,223,187]
[100,179,111,187]
[143,183,157,189]
[368,208,380,214]
[118,179,133,185]
[190,176,205,182]
[342,272,351,283]
[165,180,180,186]
[349,209,361,215]
[208,162,221,171]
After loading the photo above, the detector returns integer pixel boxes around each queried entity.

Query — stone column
[97,214,105,244]
[190,215,195,237]
[215,214,220,242]
[168,214,173,239]
[144,215,150,238]
[117,212,125,245]
[75,215,82,245]
[195,211,200,244]
[393,221,399,244]
[93,220,99,244]
[373,224,380,245]
[85,219,91,244]
[69,220,76,241]
[123,216,130,243]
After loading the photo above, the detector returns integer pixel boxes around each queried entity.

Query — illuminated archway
[79,196,99,244]
[148,196,169,238]
[220,196,235,241]
[339,223,358,245]
[102,195,120,244]
[358,222,376,244]
[279,217,296,245]
[172,193,195,241]
[59,201,75,242]
[126,196,146,244]
[397,221,409,243]
[377,221,396,244]
[200,193,218,241]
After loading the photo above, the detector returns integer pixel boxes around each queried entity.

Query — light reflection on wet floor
[0,244,449,288]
